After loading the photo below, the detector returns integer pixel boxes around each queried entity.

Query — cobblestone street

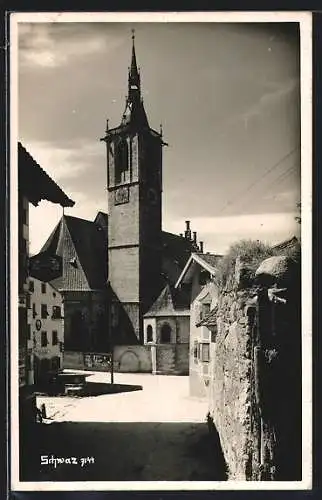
[21,372,227,482]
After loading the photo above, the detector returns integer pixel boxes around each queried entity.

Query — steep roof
[144,284,190,318]
[175,252,222,288]
[161,231,196,286]
[38,212,197,293]
[41,214,107,291]
[18,142,74,208]
[198,253,223,269]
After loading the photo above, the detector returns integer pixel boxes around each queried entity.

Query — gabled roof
[41,214,107,291]
[175,252,222,288]
[144,284,190,318]
[18,142,74,208]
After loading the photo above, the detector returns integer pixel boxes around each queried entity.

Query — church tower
[101,32,166,343]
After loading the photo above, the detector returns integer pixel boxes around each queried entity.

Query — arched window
[147,325,153,343]
[115,138,129,184]
[160,323,171,343]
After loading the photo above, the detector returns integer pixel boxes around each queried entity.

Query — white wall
[189,280,219,398]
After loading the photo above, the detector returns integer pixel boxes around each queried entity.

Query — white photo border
[9,10,312,492]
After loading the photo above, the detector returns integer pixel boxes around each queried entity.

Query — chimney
[184,220,191,240]
[199,241,204,253]
[193,231,197,245]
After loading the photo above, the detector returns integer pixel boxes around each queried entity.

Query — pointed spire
[128,29,140,97]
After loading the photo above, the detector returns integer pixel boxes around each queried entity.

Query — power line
[236,164,298,213]
[217,147,299,216]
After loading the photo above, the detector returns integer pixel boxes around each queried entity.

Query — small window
[200,343,210,363]
[52,330,58,345]
[202,303,211,318]
[27,324,31,340]
[160,323,171,343]
[29,281,34,292]
[41,304,48,319]
[41,331,48,347]
[26,293,31,309]
[52,306,61,319]
[41,283,46,294]
[32,303,37,318]
[146,325,153,343]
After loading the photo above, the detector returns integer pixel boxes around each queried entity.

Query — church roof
[38,209,196,294]
[144,284,190,318]
[161,231,196,286]
[40,214,107,291]
[18,142,74,208]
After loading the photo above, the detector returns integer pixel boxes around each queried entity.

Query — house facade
[175,252,222,397]
[26,278,64,384]
[18,142,74,423]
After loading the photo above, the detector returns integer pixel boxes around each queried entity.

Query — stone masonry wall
[209,254,301,481]
[210,286,255,480]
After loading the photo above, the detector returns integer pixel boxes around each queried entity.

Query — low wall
[64,346,152,373]
[64,343,189,375]
[114,345,152,372]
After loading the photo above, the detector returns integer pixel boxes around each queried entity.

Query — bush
[216,239,275,288]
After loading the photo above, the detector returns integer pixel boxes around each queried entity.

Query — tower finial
[128,28,140,97]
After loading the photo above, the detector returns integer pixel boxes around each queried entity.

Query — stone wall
[64,345,152,373]
[64,342,189,375]
[208,255,301,481]
[114,345,152,372]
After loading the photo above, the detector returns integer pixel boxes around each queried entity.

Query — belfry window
[115,138,129,184]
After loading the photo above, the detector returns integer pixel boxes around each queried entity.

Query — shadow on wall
[109,286,141,345]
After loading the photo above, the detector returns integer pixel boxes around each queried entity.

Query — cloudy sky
[17,19,301,254]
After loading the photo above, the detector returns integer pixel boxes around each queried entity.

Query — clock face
[115,186,129,205]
